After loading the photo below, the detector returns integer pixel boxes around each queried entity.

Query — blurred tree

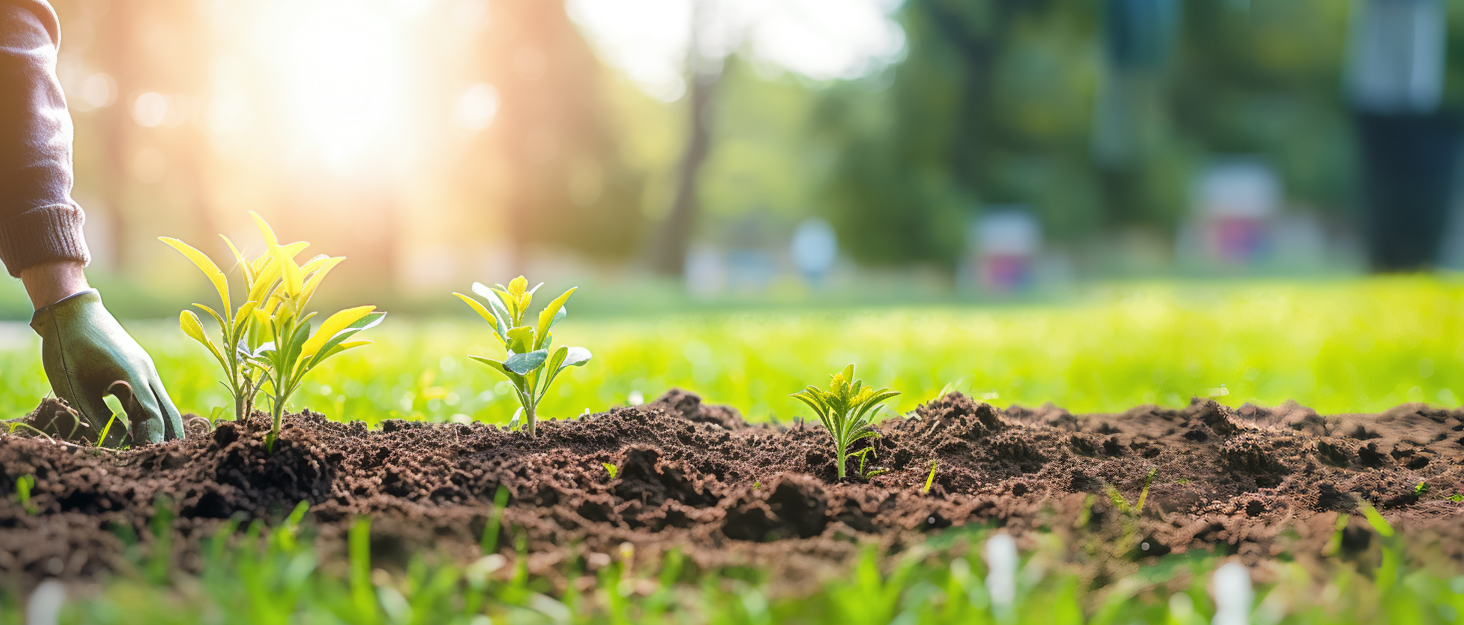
[814,0,1103,270]
[473,0,645,268]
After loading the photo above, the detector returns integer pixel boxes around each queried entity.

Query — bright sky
[566,0,907,101]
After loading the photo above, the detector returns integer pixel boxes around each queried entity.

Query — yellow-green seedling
[603,463,619,479]
[791,364,899,479]
[13,474,35,515]
[252,235,384,450]
[1104,467,1158,516]
[455,276,592,436]
[161,212,360,422]
[922,459,938,493]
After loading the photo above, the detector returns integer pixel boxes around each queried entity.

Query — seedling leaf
[504,350,549,375]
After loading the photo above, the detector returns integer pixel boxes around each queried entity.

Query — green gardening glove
[29,289,183,446]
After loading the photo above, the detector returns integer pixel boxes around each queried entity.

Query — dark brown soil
[3,390,1464,592]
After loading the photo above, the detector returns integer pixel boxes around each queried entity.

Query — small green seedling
[1104,467,1158,516]
[850,447,887,480]
[14,474,36,515]
[96,393,128,449]
[456,276,592,436]
[791,364,899,479]
[603,463,619,479]
[922,459,938,494]
[1451,493,1463,503]
[1415,481,1429,496]
[481,485,511,555]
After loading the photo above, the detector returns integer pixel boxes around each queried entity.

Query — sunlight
[267,0,410,174]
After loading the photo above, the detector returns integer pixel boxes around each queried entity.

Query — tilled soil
[3,390,1464,592]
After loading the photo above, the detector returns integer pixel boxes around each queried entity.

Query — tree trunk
[650,1,723,278]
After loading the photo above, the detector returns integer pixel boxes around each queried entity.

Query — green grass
[5,276,1464,424]
[6,276,1464,623]
[4,504,1462,624]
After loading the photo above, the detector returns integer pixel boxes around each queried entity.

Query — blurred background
[3,0,1464,318]
[9,0,1464,423]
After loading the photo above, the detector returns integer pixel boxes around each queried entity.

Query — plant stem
[525,403,537,436]
[835,447,847,479]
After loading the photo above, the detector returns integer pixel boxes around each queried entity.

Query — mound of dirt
[3,391,1464,591]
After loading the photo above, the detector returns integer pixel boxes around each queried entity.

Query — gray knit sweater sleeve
[0,0,89,277]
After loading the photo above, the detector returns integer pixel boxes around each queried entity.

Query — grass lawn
[4,276,1464,623]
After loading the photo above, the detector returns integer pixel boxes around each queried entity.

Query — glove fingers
[151,379,185,441]
[113,379,165,445]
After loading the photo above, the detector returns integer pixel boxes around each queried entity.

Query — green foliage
[162,212,384,435]
[791,365,899,479]
[603,463,619,479]
[23,520,1464,625]
[456,276,592,436]
[13,474,34,515]
[1415,481,1430,496]
[480,485,511,556]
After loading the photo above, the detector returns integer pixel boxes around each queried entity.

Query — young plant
[922,459,938,493]
[160,212,318,420]
[790,365,899,479]
[250,227,384,450]
[13,474,35,515]
[455,276,592,436]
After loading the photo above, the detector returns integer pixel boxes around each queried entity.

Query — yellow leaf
[275,247,304,297]
[160,237,231,323]
[508,276,528,297]
[300,305,376,361]
[250,211,279,249]
[180,310,225,365]
[220,234,254,290]
[535,287,576,350]
[300,257,345,305]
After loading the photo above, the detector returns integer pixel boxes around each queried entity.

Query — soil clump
[3,391,1464,591]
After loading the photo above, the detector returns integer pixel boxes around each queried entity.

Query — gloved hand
[29,289,183,446]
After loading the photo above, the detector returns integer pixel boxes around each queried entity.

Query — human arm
[2,1,183,444]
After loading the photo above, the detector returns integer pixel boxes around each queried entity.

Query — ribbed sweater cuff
[0,204,90,277]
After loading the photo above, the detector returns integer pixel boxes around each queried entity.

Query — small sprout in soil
[1104,467,1158,516]
[481,485,511,555]
[507,408,522,432]
[753,481,761,490]
[851,447,887,481]
[14,474,36,514]
[1451,493,1463,503]
[1415,481,1429,496]
[922,459,938,493]
[163,212,384,448]
[603,463,619,479]
[1359,500,1395,537]
[456,276,592,436]
[790,364,899,479]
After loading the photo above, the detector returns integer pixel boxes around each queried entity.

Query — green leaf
[469,355,526,388]
[307,312,386,368]
[300,306,377,362]
[558,346,592,370]
[506,326,535,354]
[504,350,549,375]
[455,292,505,340]
[180,310,227,368]
[160,237,231,322]
[535,287,576,350]
[478,285,514,326]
